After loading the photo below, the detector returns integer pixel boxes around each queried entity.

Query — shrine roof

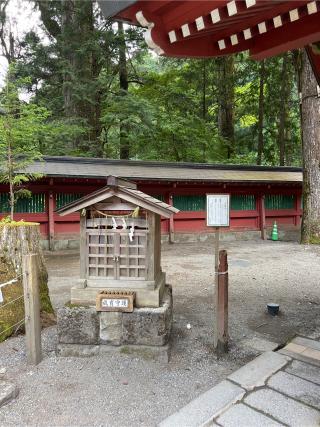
[56,176,179,217]
[27,156,303,184]
[99,0,320,84]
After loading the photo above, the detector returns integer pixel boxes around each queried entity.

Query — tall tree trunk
[277,54,289,166]
[202,59,207,161]
[257,60,265,165]
[118,21,129,160]
[217,56,235,159]
[300,50,320,244]
[75,0,102,149]
[61,0,75,119]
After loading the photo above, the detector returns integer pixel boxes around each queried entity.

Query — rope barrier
[92,206,140,219]
[0,273,23,288]
[0,294,24,310]
[0,319,24,337]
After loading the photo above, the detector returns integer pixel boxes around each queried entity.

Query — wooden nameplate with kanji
[96,290,135,312]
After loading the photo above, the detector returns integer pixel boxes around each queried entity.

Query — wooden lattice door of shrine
[87,229,147,280]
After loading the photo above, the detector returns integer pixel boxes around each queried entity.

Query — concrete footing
[57,343,171,363]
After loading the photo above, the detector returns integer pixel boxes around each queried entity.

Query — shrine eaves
[98,0,320,84]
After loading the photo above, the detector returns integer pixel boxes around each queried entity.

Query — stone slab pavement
[159,336,320,427]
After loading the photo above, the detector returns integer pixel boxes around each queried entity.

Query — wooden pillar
[214,249,229,356]
[295,194,302,226]
[146,212,156,281]
[22,254,42,365]
[259,195,266,240]
[80,214,87,282]
[48,191,55,251]
[168,193,174,243]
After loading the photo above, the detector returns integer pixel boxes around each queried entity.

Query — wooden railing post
[22,254,42,365]
[214,249,229,356]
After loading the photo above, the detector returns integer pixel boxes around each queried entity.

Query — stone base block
[70,275,165,308]
[57,344,100,357]
[57,343,170,363]
[57,286,173,359]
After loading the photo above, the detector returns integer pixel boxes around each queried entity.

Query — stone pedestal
[57,285,172,361]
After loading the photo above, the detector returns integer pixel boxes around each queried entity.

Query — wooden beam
[165,1,308,44]
[250,12,320,60]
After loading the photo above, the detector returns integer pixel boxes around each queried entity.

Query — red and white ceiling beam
[134,0,320,60]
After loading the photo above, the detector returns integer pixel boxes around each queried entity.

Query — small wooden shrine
[57,176,178,308]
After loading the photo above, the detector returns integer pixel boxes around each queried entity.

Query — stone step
[285,360,320,385]
[279,343,320,367]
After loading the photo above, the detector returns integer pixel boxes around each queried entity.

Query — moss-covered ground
[0,258,55,342]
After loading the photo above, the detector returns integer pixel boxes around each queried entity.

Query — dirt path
[0,240,319,426]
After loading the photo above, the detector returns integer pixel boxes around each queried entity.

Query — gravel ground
[0,240,320,426]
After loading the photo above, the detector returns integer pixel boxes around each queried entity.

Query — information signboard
[206,194,230,227]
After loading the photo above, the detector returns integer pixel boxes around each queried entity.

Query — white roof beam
[289,8,299,22]
[243,28,252,40]
[195,16,205,31]
[227,1,237,16]
[211,8,221,24]
[230,34,238,46]
[181,23,190,37]
[168,30,177,43]
[273,15,282,28]
[258,22,267,34]
[245,0,256,7]
[307,1,317,14]
[218,39,226,50]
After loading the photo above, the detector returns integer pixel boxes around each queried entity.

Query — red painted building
[0,157,302,249]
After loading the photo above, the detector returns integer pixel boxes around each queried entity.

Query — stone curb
[158,380,245,427]
[227,351,291,391]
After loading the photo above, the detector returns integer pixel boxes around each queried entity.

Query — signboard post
[206,194,230,354]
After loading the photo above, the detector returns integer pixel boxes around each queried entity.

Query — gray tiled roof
[26,156,303,184]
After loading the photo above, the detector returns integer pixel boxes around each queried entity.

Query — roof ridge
[41,156,302,173]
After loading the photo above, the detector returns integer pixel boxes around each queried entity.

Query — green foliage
[3,1,301,166]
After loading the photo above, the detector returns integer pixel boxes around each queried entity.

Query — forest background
[0,0,303,167]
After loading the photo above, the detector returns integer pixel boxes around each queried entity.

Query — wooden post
[168,193,174,243]
[22,254,42,365]
[214,249,229,355]
[213,227,220,346]
[259,195,266,240]
[79,214,87,283]
[48,191,55,251]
